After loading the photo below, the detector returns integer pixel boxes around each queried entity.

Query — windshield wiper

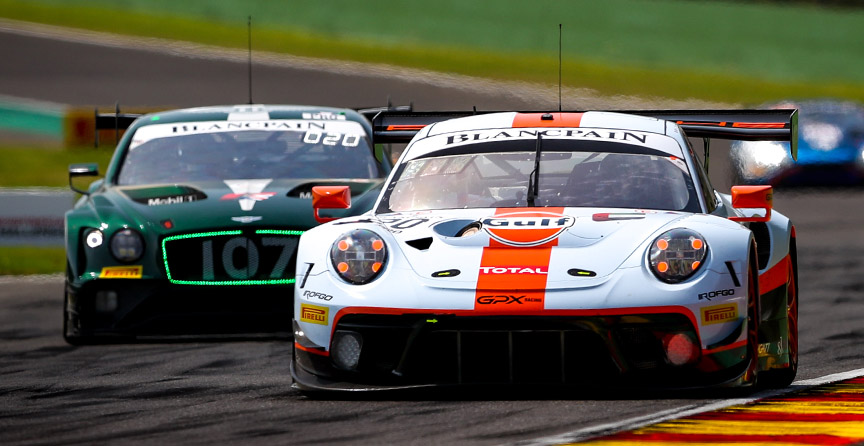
[527,133,542,207]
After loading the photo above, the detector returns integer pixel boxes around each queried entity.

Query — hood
[91,178,382,233]
[363,207,691,290]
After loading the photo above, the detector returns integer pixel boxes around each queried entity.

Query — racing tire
[742,248,760,387]
[63,278,101,345]
[759,241,799,388]
[62,286,87,346]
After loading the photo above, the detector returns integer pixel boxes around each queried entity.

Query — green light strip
[163,230,243,243]
[255,229,305,236]
[161,229,302,285]
[169,278,296,286]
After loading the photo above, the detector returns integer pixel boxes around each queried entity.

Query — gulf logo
[481,210,574,247]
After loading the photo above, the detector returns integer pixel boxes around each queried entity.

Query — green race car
[64,104,391,343]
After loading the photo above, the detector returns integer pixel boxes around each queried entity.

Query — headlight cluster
[109,228,145,262]
[649,229,707,283]
[330,229,387,284]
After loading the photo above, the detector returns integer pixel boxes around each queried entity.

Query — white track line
[510,368,864,446]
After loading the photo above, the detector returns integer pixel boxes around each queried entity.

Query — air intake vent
[405,237,433,251]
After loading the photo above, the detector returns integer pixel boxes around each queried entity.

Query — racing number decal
[201,236,297,280]
[303,131,361,147]
[474,208,563,312]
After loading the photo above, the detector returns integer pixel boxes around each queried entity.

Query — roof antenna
[558,23,562,113]
[247,15,253,104]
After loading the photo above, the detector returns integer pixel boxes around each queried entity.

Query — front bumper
[65,279,293,339]
[292,313,750,392]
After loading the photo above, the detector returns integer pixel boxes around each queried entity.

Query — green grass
[0,146,113,188]
[0,246,65,275]
[1,0,863,103]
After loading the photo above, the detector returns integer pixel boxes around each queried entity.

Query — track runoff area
[521,369,864,446]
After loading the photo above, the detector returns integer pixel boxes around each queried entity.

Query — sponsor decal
[476,295,541,305]
[698,288,735,301]
[701,303,739,325]
[300,304,328,325]
[480,266,547,275]
[431,269,460,278]
[100,265,143,279]
[145,194,201,206]
[474,208,563,312]
[445,128,649,146]
[172,121,327,134]
[231,216,263,224]
[123,187,206,206]
[482,210,574,247]
[222,179,276,211]
[303,290,333,301]
[302,112,346,120]
[129,120,367,149]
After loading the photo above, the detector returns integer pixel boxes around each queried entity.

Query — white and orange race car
[291,109,799,392]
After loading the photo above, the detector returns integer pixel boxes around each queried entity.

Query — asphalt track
[2,24,864,446]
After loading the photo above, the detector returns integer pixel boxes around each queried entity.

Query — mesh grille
[162,229,301,285]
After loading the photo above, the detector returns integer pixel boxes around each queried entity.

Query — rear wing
[94,104,142,148]
[369,109,799,160]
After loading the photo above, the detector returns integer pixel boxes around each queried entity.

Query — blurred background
[1,0,862,274]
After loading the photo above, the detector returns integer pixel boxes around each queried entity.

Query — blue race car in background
[731,100,864,186]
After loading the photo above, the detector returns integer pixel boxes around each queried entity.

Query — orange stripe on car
[294,342,329,356]
[759,254,792,295]
[386,125,426,131]
[733,122,786,129]
[473,208,564,312]
[512,113,583,128]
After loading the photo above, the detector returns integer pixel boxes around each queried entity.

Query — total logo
[482,211,574,246]
[480,266,548,275]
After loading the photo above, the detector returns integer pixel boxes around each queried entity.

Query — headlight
[85,229,103,248]
[330,229,387,284]
[110,228,144,262]
[648,229,707,283]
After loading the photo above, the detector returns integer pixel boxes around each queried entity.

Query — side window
[685,138,718,213]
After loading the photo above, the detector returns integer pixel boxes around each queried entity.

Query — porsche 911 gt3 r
[64,104,392,343]
[291,109,799,392]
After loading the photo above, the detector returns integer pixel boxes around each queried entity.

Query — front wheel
[63,281,98,345]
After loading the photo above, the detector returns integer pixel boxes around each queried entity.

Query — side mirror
[69,163,100,195]
[729,185,772,223]
[312,185,351,224]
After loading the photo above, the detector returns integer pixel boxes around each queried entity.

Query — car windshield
[116,120,381,185]
[379,147,700,213]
